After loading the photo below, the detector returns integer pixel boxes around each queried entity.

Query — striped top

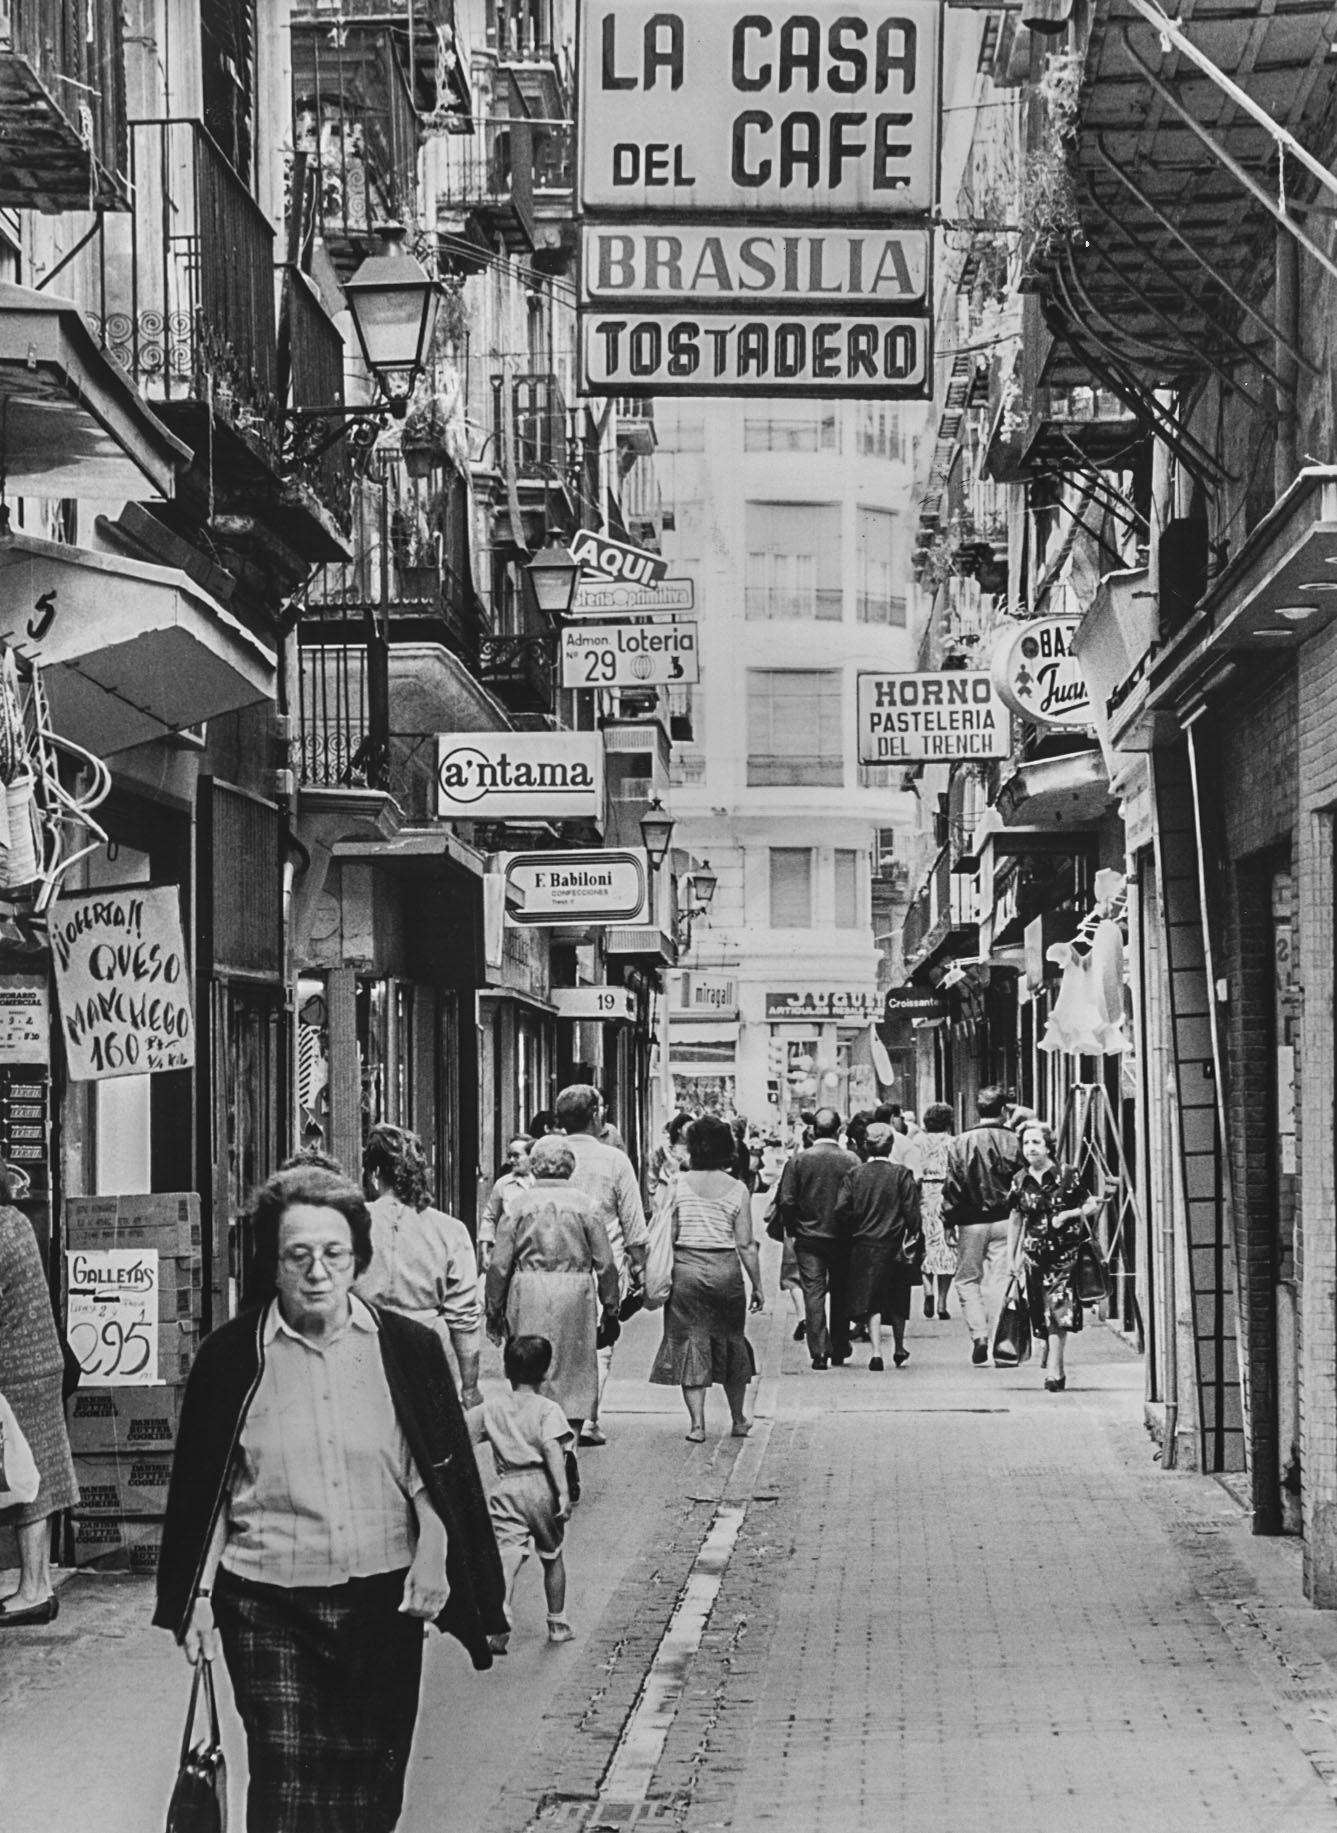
[671,1173,750,1252]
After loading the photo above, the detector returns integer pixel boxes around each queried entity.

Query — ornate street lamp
[525,544,581,618]
[689,862,718,911]
[639,795,675,868]
[343,248,441,412]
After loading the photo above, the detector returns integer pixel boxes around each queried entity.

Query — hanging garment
[1039,922,1127,1058]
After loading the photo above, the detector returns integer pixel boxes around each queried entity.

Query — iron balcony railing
[478,632,556,715]
[0,0,127,208]
[282,264,351,520]
[437,116,536,250]
[101,120,279,452]
[298,629,390,794]
[290,21,419,262]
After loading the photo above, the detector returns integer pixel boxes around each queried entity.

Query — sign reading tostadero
[582,311,928,393]
[436,733,604,820]
[579,2,941,217]
[856,671,1010,763]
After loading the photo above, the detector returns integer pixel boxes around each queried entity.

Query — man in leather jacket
[940,1086,1024,1364]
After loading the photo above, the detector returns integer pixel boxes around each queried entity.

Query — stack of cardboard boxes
[64,1195,202,1575]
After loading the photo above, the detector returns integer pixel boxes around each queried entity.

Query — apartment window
[656,403,705,451]
[747,670,843,787]
[835,850,862,928]
[745,502,842,620]
[770,849,814,928]
[857,403,902,460]
[744,405,839,453]
[857,508,906,625]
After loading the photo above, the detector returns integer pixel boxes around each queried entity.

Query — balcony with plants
[436,112,536,257]
[0,0,127,208]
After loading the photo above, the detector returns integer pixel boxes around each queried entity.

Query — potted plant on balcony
[401,385,452,480]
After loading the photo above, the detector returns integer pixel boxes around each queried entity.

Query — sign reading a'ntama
[436,733,604,820]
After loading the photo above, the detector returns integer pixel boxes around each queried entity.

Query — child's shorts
[489,1468,564,1561]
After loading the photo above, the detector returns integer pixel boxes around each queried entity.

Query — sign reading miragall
[577,1,939,396]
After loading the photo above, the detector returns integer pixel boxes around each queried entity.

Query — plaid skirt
[213,1566,425,1833]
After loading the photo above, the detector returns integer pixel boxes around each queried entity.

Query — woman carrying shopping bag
[1005,1121,1102,1392]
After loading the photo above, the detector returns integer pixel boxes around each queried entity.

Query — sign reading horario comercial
[562,622,699,688]
[500,849,652,927]
[579,2,941,217]
[436,733,603,820]
[856,671,1010,763]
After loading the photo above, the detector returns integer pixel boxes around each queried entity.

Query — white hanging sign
[991,618,1092,728]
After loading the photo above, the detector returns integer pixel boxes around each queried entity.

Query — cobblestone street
[8,1253,1337,1833]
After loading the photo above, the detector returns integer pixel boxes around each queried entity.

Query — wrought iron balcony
[283,265,351,523]
[437,116,536,253]
[478,632,556,715]
[0,0,127,209]
[100,119,279,458]
[487,0,568,116]
[298,629,390,794]
[290,20,419,271]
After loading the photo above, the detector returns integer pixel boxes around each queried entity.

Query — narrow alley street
[6,1242,1337,1833]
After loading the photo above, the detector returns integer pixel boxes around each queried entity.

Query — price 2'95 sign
[66,1248,162,1386]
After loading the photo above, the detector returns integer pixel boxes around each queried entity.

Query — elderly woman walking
[155,1164,507,1832]
[485,1136,621,1440]
[1007,1121,1101,1393]
[0,1168,78,1625]
[649,1114,763,1442]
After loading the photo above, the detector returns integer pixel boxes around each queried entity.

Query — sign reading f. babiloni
[856,671,1011,763]
[577,0,939,397]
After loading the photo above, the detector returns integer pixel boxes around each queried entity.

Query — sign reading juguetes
[50,887,195,1081]
[579,2,941,216]
[856,672,1011,763]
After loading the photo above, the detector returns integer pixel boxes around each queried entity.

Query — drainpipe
[1274,225,1300,495]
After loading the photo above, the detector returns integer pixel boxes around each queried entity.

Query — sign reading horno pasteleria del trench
[50,886,196,1081]
[856,671,1011,763]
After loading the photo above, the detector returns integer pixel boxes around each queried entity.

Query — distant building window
[857,404,902,461]
[857,507,905,625]
[744,406,839,453]
[770,848,814,928]
[834,849,861,928]
[745,502,842,620]
[657,404,705,451]
[747,670,843,787]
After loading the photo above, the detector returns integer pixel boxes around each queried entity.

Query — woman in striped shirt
[648,1114,763,1442]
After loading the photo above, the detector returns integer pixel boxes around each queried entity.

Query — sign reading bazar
[562,622,699,688]
[500,849,652,927]
[582,311,928,394]
[436,732,604,820]
[580,2,941,216]
[581,225,929,308]
[990,616,1092,729]
[856,671,1010,764]
[50,887,195,1082]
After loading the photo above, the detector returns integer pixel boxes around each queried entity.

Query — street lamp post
[525,544,582,619]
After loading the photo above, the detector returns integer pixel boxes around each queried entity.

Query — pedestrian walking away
[478,1134,535,1272]
[833,1123,923,1371]
[154,1164,507,1833]
[0,1163,78,1626]
[470,1334,577,1649]
[904,1102,957,1321]
[1007,1121,1103,1392]
[556,1083,649,1445]
[648,1113,763,1440]
[356,1122,484,1410]
[774,1107,860,1368]
[940,1086,1023,1365]
[484,1136,621,1470]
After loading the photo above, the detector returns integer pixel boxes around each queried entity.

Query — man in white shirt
[557,1083,648,1446]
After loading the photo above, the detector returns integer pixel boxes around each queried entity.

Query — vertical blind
[745,502,842,620]
[770,848,813,927]
[746,670,844,786]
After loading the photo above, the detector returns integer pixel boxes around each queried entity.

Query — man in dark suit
[776,1108,860,1369]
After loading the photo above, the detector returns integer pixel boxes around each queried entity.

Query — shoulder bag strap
[179,1661,204,1764]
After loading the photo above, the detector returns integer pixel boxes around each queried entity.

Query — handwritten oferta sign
[50,887,195,1081]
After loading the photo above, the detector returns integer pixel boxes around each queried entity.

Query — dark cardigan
[153,1303,508,1668]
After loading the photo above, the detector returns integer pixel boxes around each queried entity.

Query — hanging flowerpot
[402,441,440,481]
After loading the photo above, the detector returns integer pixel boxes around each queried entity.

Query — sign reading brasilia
[577,0,939,397]
[856,671,1011,763]
[436,733,603,820]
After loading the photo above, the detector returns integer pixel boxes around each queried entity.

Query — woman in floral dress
[1006,1121,1100,1392]
[904,1103,957,1321]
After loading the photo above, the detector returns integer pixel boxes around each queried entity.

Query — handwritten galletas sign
[66,1247,161,1386]
[991,617,1093,729]
[50,886,195,1081]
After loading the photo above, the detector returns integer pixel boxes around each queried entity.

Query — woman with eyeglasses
[154,1165,507,1831]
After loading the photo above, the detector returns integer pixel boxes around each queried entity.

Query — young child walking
[474,1333,575,1649]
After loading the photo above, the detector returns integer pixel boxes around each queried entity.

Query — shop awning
[0,283,189,499]
[995,746,1110,828]
[0,533,274,753]
[669,1018,741,1048]
[1148,466,1337,718]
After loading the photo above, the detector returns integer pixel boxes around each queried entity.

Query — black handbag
[991,1277,1033,1367]
[166,1658,227,1833]
[1074,1232,1109,1306]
